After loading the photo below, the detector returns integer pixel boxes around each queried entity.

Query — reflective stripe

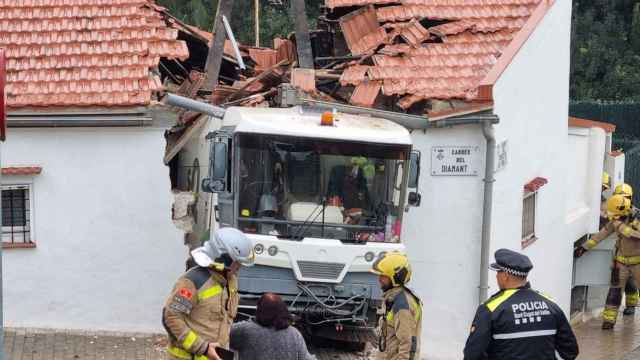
[615,256,640,265]
[182,331,198,351]
[621,226,633,237]
[167,346,192,360]
[603,308,618,322]
[486,289,519,312]
[198,284,223,301]
[386,311,393,322]
[167,346,208,360]
[584,239,598,249]
[492,329,557,340]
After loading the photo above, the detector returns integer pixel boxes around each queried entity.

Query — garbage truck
[165,85,422,339]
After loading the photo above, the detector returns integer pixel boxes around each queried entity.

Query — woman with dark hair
[230,293,316,360]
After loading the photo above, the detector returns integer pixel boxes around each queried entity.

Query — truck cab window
[235,133,409,243]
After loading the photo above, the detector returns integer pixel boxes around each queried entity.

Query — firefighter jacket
[162,266,239,360]
[377,286,422,360]
[584,218,640,264]
[463,283,578,360]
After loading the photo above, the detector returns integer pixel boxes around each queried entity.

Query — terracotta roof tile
[372,53,497,67]
[329,0,546,102]
[350,81,381,107]
[396,19,430,47]
[340,65,371,86]
[326,0,399,9]
[328,0,539,7]
[428,19,474,37]
[377,4,537,22]
[2,1,188,108]
[1,166,42,176]
[340,6,388,56]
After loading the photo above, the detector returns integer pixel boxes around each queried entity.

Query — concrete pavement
[573,311,640,360]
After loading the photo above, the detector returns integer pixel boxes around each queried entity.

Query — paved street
[573,312,640,360]
[1,328,375,360]
[6,320,640,359]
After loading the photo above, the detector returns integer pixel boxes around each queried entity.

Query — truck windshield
[236,133,409,243]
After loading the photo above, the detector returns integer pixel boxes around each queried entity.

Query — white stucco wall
[403,125,486,359]
[405,1,573,359]
[1,126,185,333]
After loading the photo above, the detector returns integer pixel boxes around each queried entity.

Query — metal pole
[254,0,260,47]
[222,16,246,70]
[164,94,226,119]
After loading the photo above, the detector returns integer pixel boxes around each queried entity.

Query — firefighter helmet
[602,172,611,190]
[371,251,412,287]
[191,227,255,270]
[614,183,633,199]
[607,194,632,219]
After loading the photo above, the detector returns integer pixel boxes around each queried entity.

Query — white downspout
[479,122,496,303]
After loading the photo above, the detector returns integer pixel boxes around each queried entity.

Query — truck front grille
[297,261,345,280]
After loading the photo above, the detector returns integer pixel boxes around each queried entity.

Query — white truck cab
[168,92,422,333]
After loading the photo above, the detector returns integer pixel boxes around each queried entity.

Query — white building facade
[1,123,185,333]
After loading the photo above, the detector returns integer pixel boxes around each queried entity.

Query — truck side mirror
[408,150,421,189]
[202,132,231,193]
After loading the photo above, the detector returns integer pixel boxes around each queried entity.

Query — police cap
[489,248,533,277]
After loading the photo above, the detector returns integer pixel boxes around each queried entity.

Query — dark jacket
[463,283,578,360]
[229,320,316,360]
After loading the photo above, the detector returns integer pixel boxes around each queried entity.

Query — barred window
[522,191,536,241]
[2,185,32,244]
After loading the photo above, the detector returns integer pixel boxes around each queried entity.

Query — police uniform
[582,218,640,326]
[162,266,239,360]
[463,249,579,360]
[378,286,422,360]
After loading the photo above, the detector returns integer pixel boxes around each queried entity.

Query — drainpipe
[479,122,496,304]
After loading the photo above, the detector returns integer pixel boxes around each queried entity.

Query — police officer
[162,228,255,360]
[575,194,640,329]
[371,252,422,360]
[463,249,578,360]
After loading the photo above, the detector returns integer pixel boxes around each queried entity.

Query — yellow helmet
[371,251,412,287]
[614,183,633,199]
[607,194,632,219]
[602,172,611,190]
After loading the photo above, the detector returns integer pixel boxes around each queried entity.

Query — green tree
[157,0,322,47]
[570,0,640,101]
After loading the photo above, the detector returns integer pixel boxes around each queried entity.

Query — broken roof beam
[204,0,234,91]
[222,58,289,103]
[291,0,314,68]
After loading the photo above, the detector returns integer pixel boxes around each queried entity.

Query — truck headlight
[254,244,264,255]
[268,245,279,256]
[364,252,375,262]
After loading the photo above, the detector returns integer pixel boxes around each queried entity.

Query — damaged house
[0,0,193,332]
[166,1,595,359]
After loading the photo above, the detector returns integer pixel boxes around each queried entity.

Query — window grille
[522,191,536,241]
[2,185,32,244]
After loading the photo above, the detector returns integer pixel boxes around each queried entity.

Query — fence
[570,101,640,205]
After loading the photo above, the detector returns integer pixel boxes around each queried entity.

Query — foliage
[157,0,322,47]
[570,0,640,101]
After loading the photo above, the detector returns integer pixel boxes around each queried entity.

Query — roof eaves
[568,116,616,133]
[476,0,556,101]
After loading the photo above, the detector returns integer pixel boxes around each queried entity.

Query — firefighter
[613,183,639,315]
[162,228,255,360]
[575,194,640,329]
[371,252,422,360]
[463,249,578,360]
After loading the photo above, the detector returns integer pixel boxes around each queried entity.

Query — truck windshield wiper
[293,198,326,239]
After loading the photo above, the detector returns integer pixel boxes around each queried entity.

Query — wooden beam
[164,116,209,165]
[222,59,288,103]
[254,0,260,47]
[203,0,234,92]
[291,0,314,68]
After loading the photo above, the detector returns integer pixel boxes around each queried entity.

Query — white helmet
[191,228,255,269]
